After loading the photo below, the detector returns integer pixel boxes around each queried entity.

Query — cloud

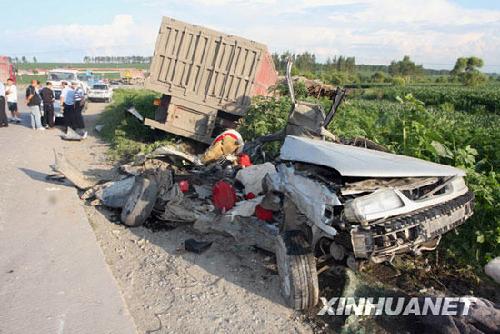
[146,0,500,70]
[6,1,500,70]
[9,15,157,61]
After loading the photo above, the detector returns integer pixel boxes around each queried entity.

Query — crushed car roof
[280,136,466,177]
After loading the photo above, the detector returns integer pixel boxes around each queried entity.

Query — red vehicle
[0,56,16,83]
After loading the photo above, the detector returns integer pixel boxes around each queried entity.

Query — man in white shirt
[5,78,21,123]
[60,81,76,130]
[0,81,8,127]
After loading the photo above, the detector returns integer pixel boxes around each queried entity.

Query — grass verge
[97,88,175,161]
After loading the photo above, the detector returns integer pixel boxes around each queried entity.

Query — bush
[97,89,174,160]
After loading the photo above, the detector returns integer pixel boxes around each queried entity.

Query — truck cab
[0,56,16,83]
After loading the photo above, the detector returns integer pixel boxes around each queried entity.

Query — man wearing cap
[72,81,86,131]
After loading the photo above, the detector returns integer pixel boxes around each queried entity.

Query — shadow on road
[18,167,73,187]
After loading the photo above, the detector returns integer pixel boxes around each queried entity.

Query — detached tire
[276,230,319,310]
[121,176,159,227]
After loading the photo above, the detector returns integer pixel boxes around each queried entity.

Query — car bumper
[350,191,475,263]
[88,94,111,100]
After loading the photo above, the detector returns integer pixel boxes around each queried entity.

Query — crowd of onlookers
[0,79,86,136]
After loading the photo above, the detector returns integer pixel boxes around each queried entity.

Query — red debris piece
[212,180,237,211]
[255,205,273,221]
[178,180,189,193]
[245,192,256,200]
[238,154,252,167]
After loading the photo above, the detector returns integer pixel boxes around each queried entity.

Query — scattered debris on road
[61,127,88,141]
[126,107,144,122]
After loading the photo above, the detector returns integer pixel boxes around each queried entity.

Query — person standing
[60,81,75,130]
[72,82,86,132]
[5,78,21,123]
[26,80,44,130]
[40,82,55,128]
[0,81,8,127]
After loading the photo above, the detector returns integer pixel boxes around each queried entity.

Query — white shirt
[0,82,5,97]
[6,84,17,102]
[61,87,75,105]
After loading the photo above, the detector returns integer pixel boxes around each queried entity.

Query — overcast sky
[2,0,500,71]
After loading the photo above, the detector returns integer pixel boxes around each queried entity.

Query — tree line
[272,51,490,86]
[82,56,152,64]
[9,56,37,64]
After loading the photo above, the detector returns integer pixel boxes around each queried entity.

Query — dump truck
[144,17,278,144]
[0,56,16,83]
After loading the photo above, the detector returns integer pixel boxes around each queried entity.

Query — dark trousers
[43,103,55,127]
[74,101,85,129]
[63,103,76,130]
[0,97,8,125]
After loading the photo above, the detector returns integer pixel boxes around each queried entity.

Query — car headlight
[343,189,404,224]
[445,176,467,194]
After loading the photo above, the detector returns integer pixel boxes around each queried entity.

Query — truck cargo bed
[145,17,277,143]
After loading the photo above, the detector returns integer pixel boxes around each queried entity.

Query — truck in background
[144,17,278,144]
[0,56,16,83]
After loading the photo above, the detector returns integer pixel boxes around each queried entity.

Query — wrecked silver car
[266,136,474,309]
[251,61,475,310]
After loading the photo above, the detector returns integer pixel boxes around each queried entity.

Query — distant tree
[295,52,316,72]
[33,56,37,64]
[451,56,487,86]
[388,55,423,77]
[435,76,448,83]
[21,56,27,64]
[371,71,387,83]
[272,51,294,74]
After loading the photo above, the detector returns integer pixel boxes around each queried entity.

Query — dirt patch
[86,206,315,333]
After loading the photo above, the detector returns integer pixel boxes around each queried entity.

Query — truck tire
[276,230,319,310]
[121,176,159,227]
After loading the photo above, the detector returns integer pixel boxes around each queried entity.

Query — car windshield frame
[48,72,77,81]
[92,84,108,90]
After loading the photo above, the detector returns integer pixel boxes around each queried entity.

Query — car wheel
[121,175,159,227]
[276,230,319,310]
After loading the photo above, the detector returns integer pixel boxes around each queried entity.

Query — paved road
[0,100,136,334]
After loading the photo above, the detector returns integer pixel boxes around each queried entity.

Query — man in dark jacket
[26,80,43,130]
[72,81,86,130]
[0,81,8,127]
[40,82,55,128]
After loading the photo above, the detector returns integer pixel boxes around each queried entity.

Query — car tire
[121,175,159,227]
[276,230,319,310]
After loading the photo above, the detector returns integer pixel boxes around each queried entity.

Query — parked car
[87,84,113,102]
